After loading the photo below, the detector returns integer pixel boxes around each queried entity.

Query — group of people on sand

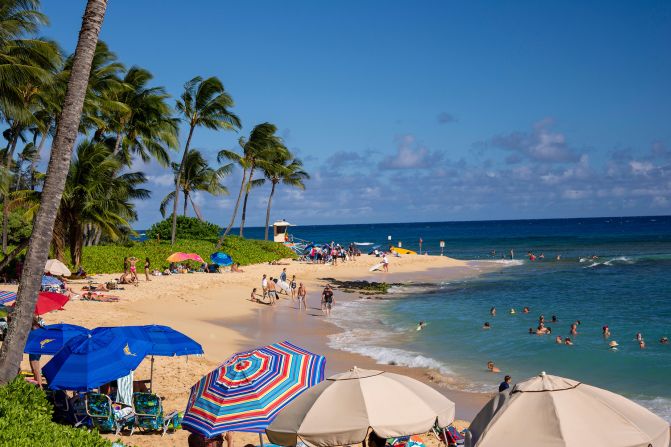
[250,268,337,317]
[306,242,359,265]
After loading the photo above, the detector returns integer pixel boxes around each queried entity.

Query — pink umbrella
[166,252,204,263]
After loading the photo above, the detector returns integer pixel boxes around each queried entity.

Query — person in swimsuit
[250,288,259,302]
[297,282,307,311]
[128,257,139,283]
[322,285,334,316]
[267,277,277,305]
[487,361,500,373]
[570,323,578,336]
[290,275,297,301]
[144,257,151,281]
[261,274,268,301]
[123,257,129,275]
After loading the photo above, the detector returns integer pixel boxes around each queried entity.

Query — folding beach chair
[132,392,181,436]
[432,424,465,447]
[85,392,135,435]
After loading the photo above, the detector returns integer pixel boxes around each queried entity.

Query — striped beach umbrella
[41,275,63,287]
[0,291,15,305]
[182,341,325,438]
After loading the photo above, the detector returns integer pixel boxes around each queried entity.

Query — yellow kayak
[390,246,417,255]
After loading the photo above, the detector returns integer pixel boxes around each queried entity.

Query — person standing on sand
[144,257,151,281]
[297,282,307,311]
[128,257,139,283]
[280,267,287,284]
[123,257,129,275]
[261,274,268,301]
[267,277,277,305]
[322,285,334,316]
[290,275,297,301]
[382,253,389,272]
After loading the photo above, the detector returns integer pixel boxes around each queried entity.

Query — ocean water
[283,216,671,420]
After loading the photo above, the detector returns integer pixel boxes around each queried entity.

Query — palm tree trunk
[239,166,255,238]
[0,0,108,385]
[216,167,246,249]
[183,191,189,216]
[112,131,122,155]
[2,132,20,255]
[30,130,48,190]
[170,125,195,245]
[69,221,83,268]
[264,181,277,241]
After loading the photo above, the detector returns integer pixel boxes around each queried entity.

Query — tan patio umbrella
[266,367,455,447]
[44,259,71,277]
[468,372,669,447]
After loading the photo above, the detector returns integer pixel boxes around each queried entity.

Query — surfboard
[391,247,417,255]
[369,262,384,272]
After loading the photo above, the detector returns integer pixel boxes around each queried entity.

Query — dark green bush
[0,378,111,447]
[145,216,221,241]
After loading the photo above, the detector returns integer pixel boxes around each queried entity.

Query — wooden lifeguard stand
[273,220,293,243]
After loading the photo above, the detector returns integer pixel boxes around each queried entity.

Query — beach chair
[85,392,135,435]
[432,424,465,447]
[132,392,181,436]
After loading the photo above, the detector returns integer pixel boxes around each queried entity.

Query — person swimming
[487,361,501,373]
[635,332,643,342]
[490,307,496,316]
[523,307,530,314]
[416,321,427,331]
[539,315,545,324]
[483,322,491,329]
[639,339,646,349]
[555,335,563,344]
[570,323,578,335]
[528,327,535,335]
[609,340,619,350]
[551,315,557,323]
[510,308,516,315]
[565,337,573,346]
[660,336,669,344]
[602,326,611,338]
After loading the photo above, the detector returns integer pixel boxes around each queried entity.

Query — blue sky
[41,1,671,227]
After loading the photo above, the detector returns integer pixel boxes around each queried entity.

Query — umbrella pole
[149,355,154,393]
[259,433,264,447]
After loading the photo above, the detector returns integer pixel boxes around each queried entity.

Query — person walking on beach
[267,277,277,305]
[290,275,297,301]
[261,274,269,301]
[297,282,307,311]
[322,285,334,316]
[280,267,287,284]
[498,375,511,392]
[144,257,151,281]
[382,253,389,273]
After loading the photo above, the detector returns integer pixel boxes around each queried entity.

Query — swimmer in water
[487,361,500,373]
[539,253,545,260]
[660,336,669,344]
[510,308,516,315]
[565,337,573,346]
[635,332,643,342]
[609,340,619,350]
[570,323,578,336]
[556,254,561,261]
[539,315,545,324]
[523,306,530,314]
[555,335,563,344]
[602,326,611,338]
[416,321,427,331]
[490,306,496,317]
[551,315,557,323]
[639,339,646,349]
[483,322,491,329]
[528,327,535,335]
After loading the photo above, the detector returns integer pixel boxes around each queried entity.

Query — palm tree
[170,76,240,244]
[57,140,148,266]
[236,123,282,238]
[262,151,309,240]
[160,149,230,220]
[0,0,108,385]
[111,66,178,166]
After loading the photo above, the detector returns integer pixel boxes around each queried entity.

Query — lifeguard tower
[272,220,293,243]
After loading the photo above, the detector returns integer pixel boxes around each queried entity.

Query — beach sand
[11,254,498,447]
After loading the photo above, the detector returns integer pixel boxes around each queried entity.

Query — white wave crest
[634,397,671,422]
[472,259,525,266]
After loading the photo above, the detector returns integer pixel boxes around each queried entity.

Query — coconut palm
[160,149,230,220]
[110,66,178,166]
[170,76,240,244]
[56,139,148,266]
[0,0,108,385]
[261,151,309,240]
[235,123,285,238]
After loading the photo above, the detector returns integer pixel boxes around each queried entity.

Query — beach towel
[116,370,133,406]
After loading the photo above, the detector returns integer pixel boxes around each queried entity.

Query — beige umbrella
[266,367,455,447]
[468,372,669,447]
[44,259,71,277]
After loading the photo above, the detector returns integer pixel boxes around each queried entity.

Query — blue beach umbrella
[25,323,90,355]
[210,252,233,266]
[42,328,150,391]
[102,325,203,391]
[41,275,63,287]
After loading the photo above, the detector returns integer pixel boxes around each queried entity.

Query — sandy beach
[12,254,499,447]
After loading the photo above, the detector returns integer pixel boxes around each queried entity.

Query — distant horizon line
[133,213,670,231]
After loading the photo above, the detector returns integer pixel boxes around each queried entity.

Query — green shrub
[76,237,297,274]
[0,378,111,447]
[145,216,222,241]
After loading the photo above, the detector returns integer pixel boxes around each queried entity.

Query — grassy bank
[74,236,296,274]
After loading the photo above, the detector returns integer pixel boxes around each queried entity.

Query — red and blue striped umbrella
[182,341,325,437]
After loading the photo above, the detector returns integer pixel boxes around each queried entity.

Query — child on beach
[250,288,259,303]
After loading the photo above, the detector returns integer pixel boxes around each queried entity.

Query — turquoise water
[282,216,671,420]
